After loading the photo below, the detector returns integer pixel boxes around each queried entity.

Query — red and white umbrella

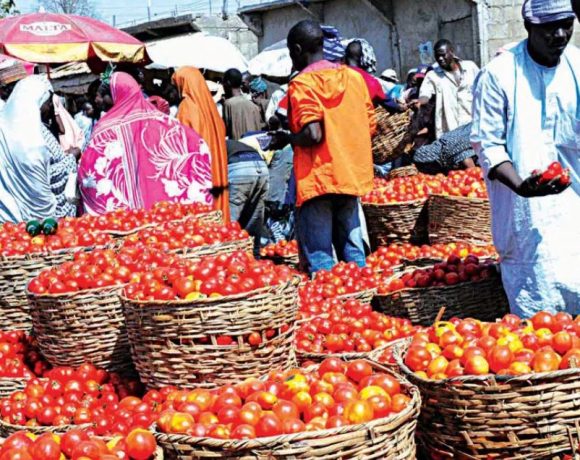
[0,13,149,64]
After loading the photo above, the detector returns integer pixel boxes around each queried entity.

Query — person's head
[82,102,94,118]
[522,0,575,66]
[406,70,417,87]
[345,41,363,68]
[164,83,180,106]
[241,71,252,94]
[40,95,55,125]
[434,39,457,71]
[223,68,243,96]
[249,76,268,99]
[268,115,281,131]
[287,20,324,72]
[380,68,399,84]
[94,82,113,112]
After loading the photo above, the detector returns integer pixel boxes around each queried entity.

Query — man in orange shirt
[269,20,376,274]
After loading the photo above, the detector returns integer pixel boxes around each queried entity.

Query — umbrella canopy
[0,13,149,64]
[248,39,290,78]
[146,33,248,73]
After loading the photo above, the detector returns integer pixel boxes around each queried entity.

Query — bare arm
[267,121,323,150]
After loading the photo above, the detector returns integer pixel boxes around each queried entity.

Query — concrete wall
[256,0,395,76]
[195,14,259,60]
[392,0,478,75]
[484,0,580,63]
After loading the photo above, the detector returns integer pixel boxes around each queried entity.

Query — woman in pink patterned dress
[78,72,213,215]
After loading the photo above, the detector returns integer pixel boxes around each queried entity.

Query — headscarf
[522,0,575,23]
[79,72,213,215]
[321,25,345,62]
[249,76,268,94]
[53,95,85,152]
[0,75,57,222]
[148,95,170,115]
[348,38,377,74]
[172,66,229,222]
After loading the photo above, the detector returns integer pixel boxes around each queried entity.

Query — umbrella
[146,33,248,73]
[0,13,148,64]
[248,34,350,78]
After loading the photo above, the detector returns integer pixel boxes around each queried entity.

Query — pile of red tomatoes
[404,312,580,379]
[156,358,410,439]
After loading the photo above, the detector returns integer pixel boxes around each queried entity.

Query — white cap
[380,68,399,82]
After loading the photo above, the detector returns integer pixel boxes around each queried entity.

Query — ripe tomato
[345,360,373,383]
[248,332,262,346]
[319,358,347,375]
[464,356,490,375]
[487,345,514,373]
[255,413,283,437]
[125,428,157,460]
[230,424,256,439]
[531,312,555,332]
[272,400,299,420]
[405,346,432,372]
[532,349,561,373]
[30,433,61,460]
[344,400,374,423]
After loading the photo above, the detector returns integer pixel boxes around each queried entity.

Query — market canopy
[146,33,248,73]
[0,13,149,64]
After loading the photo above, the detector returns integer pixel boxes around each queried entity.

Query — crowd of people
[0,0,577,316]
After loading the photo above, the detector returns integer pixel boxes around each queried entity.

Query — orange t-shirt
[288,62,376,207]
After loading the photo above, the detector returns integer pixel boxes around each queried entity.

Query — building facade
[240,0,580,78]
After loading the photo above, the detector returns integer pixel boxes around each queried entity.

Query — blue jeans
[229,160,269,257]
[268,145,294,203]
[296,194,366,275]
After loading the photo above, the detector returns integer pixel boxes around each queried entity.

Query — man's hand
[516,172,571,197]
[266,130,291,151]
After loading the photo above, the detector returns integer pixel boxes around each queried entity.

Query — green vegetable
[41,218,58,236]
[25,220,42,237]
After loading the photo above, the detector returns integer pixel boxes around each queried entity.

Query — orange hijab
[173,67,229,221]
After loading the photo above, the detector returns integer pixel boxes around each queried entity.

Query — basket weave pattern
[0,419,91,437]
[395,340,580,459]
[372,108,415,165]
[387,165,419,179]
[122,279,300,389]
[29,286,132,372]
[363,200,428,249]
[373,274,509,326]
[428,194,492,244]
[169,237,254,261]
[0,251,80,330]
[0,378,26,399]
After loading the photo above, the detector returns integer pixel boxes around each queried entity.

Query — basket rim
[119,275,301,306]
[153,360,420,449]
[167,235,253,255]
[428,193,489,204]
[26,283,127,300]
[0,418,91,432]
[0,243,109,263]
[296,341,398,361]
[361,198,427,208]
[394,337,580,385]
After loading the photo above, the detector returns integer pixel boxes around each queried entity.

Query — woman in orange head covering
[172,67,229,221]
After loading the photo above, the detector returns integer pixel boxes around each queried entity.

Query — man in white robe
[471,0,580,317]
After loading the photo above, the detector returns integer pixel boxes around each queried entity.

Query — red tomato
[345,360,373,384]
[255,413,283,437]
[125,428,157,460]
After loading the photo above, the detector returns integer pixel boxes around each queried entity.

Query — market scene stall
[0,0,578,458]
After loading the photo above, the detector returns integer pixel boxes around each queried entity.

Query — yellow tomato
[426,343,442,358]
[359,385,388,400]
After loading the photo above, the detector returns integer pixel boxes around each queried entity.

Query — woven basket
[28,285,132,373]
[395,340,580,459]
[362,199,428,249]
[428,194,492,245]
[387,165,419,180]
[0,378,26,398]
[266,254,300,270]
[335,288,376,304]
[155,361,420,459]
[0,249,88,331]
[297,342,392,365]
[0,419,90,437]
[122,278,300,389]
[372,108,415,165]
[170,237,254,261]
[373,269,509,326]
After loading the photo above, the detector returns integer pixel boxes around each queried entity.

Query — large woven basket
[395,340,580,459]
[373,268,509,326]
[0,247,101,331]
[297,342,392,366]
[170,237,254,261]
[335,288,376,304]
[0,378,26,398]
[362,199,428,249]
[155,361,420,459]
[122,278,300,389]
[428,194,492,244]
[28,285,132,373]
[372,108,415,165]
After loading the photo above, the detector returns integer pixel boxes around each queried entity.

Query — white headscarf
[0,75,57,223]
